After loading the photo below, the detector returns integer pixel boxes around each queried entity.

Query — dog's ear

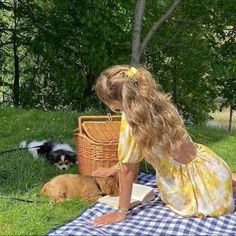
[48,151,57,164]
[100,177,119,196]
[66,151,77,164]
[70,152,77,164]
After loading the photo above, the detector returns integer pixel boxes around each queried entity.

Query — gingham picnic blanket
[47,172,236,236]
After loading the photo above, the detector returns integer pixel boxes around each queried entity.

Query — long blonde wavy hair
[95,65,187,158]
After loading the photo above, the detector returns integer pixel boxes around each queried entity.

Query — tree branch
[131,0,146,65]
[147,21,193,56]
[19,50,29,62]
[170,18,194,25]
[18,0,37,25]
[138,0,182,60]
[146,27,184,56]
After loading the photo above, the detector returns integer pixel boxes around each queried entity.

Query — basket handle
[78,114,121,134]
[73,128,80,136]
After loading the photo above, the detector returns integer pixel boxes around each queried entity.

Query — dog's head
[96,176,119,196]
[49,150,76,170]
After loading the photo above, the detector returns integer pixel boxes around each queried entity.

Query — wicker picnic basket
[74,114,121,180]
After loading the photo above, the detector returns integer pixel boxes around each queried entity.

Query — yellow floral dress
[118,113,235,217]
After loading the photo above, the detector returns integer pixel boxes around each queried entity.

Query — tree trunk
[12,0,20,107]
[131,0,146,66]
[13,36,20,107]
[228,105,233,132]
[131,0,182,65]
[172,64,177,105]
[80,68,95,111]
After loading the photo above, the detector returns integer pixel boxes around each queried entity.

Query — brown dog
[40,174,119,202]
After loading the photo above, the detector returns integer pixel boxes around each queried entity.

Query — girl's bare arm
[91,162,137,225]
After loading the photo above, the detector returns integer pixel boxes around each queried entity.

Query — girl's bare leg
[232,173,236,194]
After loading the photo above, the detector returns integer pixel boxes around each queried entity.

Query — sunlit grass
[208,107,236,130]
[0,107,236,235]
[209,108,236,122]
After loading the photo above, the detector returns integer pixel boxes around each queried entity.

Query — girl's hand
[91,212,126,225]
[92,165,117,178]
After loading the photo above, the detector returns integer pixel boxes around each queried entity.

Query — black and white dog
[20,140,76,170]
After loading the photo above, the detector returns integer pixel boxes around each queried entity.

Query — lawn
[0,107,236,235]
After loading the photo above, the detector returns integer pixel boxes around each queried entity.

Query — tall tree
[131,0,182,65]
[0,0,235,125]
[0,0,33,106]
[19,0,132,110]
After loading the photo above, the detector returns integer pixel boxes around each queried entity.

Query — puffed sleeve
[118,113,143,163]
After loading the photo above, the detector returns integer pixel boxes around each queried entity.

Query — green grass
[188,125,236,171]
[0,107,91,235]
[0,107,236,235]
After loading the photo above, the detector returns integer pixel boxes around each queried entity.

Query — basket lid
[82,121,120,143]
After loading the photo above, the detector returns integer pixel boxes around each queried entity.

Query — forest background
[0,0,235,124]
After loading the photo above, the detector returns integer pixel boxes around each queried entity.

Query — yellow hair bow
[124,67,137,78]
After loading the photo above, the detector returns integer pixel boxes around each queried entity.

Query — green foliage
[0,107,91,235]
[0,0,235,123]
[18,0,132,110]
[212,34,236,109]
[1,0,132,110]
[142,0,235,123]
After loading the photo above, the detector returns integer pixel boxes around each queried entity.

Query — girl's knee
[231,173,236,187]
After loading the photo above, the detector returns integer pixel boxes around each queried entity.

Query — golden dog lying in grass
[40,174,119,202]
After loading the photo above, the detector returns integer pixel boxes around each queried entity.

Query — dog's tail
[19,141,28,148]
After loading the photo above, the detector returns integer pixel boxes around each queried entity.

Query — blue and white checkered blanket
[47,172,236,236]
